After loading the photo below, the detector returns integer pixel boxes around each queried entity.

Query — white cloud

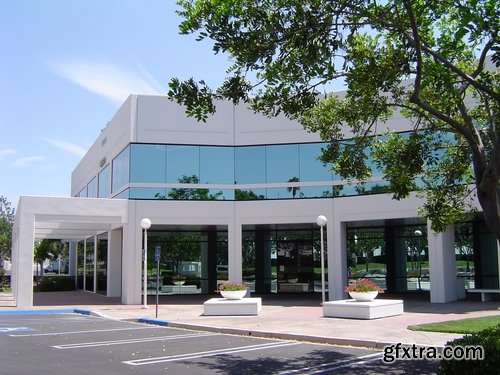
[47,58,164,104]
[0,149,18,160]
[14,156,46,167]
[44,138,87,157]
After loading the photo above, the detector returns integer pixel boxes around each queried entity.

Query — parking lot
[0,312,439,374]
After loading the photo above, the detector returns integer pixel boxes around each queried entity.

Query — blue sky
[0,1,231,208]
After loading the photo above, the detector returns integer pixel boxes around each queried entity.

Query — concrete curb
[0,308,92,316]
[130,318,435,350]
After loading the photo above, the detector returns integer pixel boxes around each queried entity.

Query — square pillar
[12,209,35,308]
[107,228,122,297]
[429,224,458,303]
[228,219,242,282]
[329,220,347,301]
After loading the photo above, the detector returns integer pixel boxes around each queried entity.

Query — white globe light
[316,215,327,227]
[141,218,152,230]
[414,229,422,236]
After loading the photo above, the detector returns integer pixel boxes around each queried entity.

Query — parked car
[44,262,68,274]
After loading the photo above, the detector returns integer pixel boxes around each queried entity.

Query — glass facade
[142,228,228,296]
[90,141,392,200]
[98,164,111,198]
[112,146,130,193]
[242,225,326,294]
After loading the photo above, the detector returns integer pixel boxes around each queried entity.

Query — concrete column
[107,228,122,297]
[330,220,346,301]
[121,202,142,304]
[12,211,35,308]
[228,219,242,282]
[429,224,457,303]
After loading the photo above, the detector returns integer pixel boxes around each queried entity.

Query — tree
[170,1,500,239]
[287,176,301,198]
[0,196,15,267]
[155,175,223,200]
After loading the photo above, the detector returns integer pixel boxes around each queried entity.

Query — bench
[467,289,500,302]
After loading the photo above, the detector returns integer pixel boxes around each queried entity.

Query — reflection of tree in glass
[456,223,473,273]
[155,175,222,200]
[355,183,391,195]
[287,177,300,198]
[151,234,201,277]
[347,230,385,274]
[235,190,265,200]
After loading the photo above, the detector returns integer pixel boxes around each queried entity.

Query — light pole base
[142,305,149,309]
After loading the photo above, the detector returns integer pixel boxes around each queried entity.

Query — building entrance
[242,224,326,294]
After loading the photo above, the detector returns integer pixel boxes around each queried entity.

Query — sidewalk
[2,291,499,349]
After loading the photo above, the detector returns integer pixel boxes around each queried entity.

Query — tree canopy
[0,196,15,265]
[170,0,500,239]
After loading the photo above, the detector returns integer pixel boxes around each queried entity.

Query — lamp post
[141,218,152,309]
[316,215,328,304]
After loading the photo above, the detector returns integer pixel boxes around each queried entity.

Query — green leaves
[172,0,500,236]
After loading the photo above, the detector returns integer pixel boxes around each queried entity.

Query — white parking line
[277,352,383,374]
[53,332,218,349]
[10,326,158,337]
[124,341,301,366]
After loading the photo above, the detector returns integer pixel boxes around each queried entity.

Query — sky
[0,1,232,209]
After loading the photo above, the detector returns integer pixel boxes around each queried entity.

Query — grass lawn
[408,315,500,334]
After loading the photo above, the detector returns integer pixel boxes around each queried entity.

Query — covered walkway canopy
[11,196,128,308]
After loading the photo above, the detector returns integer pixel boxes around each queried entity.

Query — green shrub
[34,276,75,292]
[438,324,500,375]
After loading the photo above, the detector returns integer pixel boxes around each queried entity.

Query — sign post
[154,246,161,318]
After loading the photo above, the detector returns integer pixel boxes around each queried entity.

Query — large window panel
[87,177,97,198]
[167,145,199,183]
[266,144,300,183]
[130,144,167,183]
[299,143,332,182]
[130,187,168,199]
[112,146,130,193]
[235,146,266,184]
[98,164,111,198]
[200,146,234,184]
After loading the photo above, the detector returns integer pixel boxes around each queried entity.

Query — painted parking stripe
[124,341,300,366]
[53,332,218,349]
[10,325,158,337]
[281,353,383,375]
[0,327,30,333]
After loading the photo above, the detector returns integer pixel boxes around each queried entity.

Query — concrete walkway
[1,291,499,349]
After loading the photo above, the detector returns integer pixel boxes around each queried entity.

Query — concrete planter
[220,290,246,300]
[349,291,378,302]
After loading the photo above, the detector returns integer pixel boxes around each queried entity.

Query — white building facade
[11,94,499,307]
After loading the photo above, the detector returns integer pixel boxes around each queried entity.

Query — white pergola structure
[11,196,129,308]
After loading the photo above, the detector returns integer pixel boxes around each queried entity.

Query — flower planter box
[203,297,262,316]
[323,299,404,320]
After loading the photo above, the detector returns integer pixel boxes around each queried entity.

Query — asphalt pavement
[1,291,499,349]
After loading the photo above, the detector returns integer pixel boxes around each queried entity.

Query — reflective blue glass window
[267,187,297,199]
[130,144,166,183]
[113,189,130,199]
[167,145,199,183]
[299,186,334,198]
[98,164,111,198]
[87,177,97,198]
[235,189,266,200]
[266,144,299,183]
[299,143,332,181]
[200,146,234,184]
[235,146,265,184]
[78,186,87,198]
[112,146,130,193]
[129,187,168,199]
